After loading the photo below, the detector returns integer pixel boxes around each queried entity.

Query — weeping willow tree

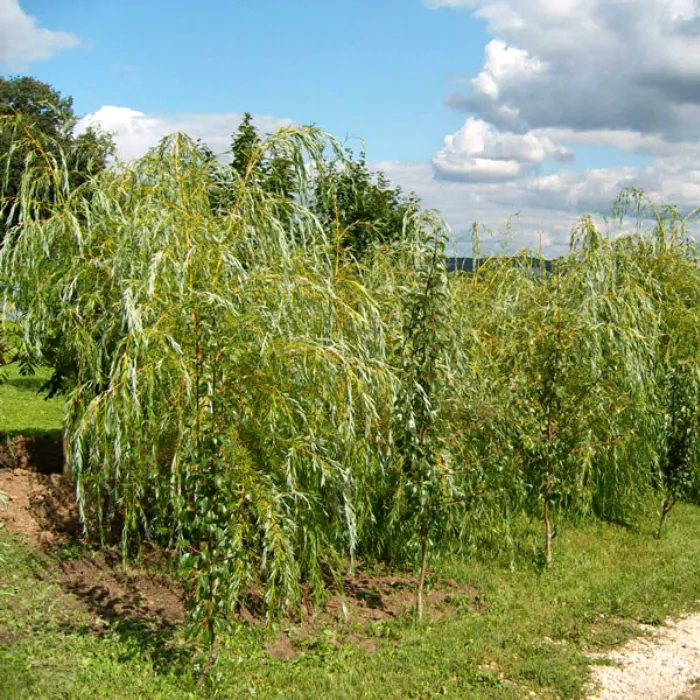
[1,124,405,644]
[611,193,700,536]
[2,107,699,663]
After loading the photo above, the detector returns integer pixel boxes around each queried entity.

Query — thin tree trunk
[62,433,70,478]
[416,522,428,622]
[545,471,553,569]
[656,489,675,539]
[197,634,218,688]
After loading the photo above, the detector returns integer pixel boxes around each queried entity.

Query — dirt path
[588,612,700,700]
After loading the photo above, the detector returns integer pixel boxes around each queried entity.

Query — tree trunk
[545,471,553,569]
[656,489,675,539]
[197,634,217,688]
[416,522,428,622]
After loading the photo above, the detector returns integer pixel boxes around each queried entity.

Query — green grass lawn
[0,364,64,439]
[1,503,699,699]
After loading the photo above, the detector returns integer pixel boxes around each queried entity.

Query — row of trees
[0,87,698,660]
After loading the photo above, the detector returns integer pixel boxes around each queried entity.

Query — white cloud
[76,106,294,162]
[433,117,572,182]
[375,154,700,257]
[471,40,546,104]
[0,0,82,66]
[429,0,700,140]
[416,0,700,253]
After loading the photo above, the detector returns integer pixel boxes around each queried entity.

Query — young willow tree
[448,222,661,567]
[618,198,700,536]
[388,219,458,621]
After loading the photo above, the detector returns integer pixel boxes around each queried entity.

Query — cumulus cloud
[433,117,572,182]
[428,0,700,141]
[0,0,82,66]
[415,0,700,253]
[76,106,294,161]
[375,154,700,257]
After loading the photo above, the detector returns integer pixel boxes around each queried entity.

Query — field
[0,364,63,439]
[1,373,700,699]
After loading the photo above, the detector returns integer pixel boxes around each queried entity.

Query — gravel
[588,612,700,700]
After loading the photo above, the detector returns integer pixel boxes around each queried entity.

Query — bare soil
[0,435,64,474]
[59,551,185,629]
[0,467,79,546]
[0,444,479,654]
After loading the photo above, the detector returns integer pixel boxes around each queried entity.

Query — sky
[2,0,700,255]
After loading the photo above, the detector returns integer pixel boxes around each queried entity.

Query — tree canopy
[0,87,698,659]
[0,76,112,242]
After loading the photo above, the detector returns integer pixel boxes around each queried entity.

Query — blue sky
[2,0,699,255]
[20,0,487,161]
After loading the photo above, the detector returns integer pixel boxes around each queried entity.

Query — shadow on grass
[62,574,191,677]
[6,374,48,394]
[21,544,191,678]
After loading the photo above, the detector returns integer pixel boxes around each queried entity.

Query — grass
[1,358,698,697]
[0,363,64,439]
[1,503,699,699]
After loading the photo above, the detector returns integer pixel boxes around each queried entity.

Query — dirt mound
[0,435,64,474]
[323,573,472,624]
[0,467,79,546]
[0,435,478,649]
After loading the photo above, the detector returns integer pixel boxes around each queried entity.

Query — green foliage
[0,122,409,645]
[1,100,698,658]
[389,218,457,616]
[0,76,112,242]
[230,112,261,180]
[312,150,420,258]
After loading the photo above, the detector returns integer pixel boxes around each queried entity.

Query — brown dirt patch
[266,634,298,660]
[0,468,79,546]
[0,436,482,652]
[0,440,184,631]
[0,435,64,474]
[59,551,184,629]
[320,573,474,625]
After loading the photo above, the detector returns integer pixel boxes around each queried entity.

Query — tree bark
[545,471,553,569]
[656,489,675,539]
[416,522,428,622]
[197,635,218,688]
